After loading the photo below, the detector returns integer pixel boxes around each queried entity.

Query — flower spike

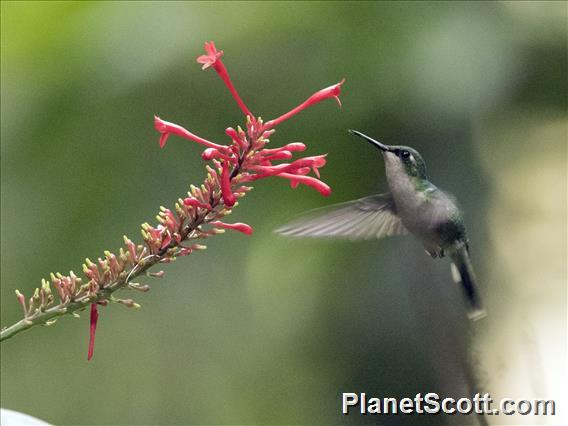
[1,41,344,359]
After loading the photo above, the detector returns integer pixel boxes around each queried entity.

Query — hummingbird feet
[425,247,445,259]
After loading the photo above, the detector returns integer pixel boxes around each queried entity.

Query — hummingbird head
[348,130,428,180]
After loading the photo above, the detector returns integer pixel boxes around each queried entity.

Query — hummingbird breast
[387,172,466,250]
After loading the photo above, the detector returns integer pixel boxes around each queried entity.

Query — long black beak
[348,129,392,152]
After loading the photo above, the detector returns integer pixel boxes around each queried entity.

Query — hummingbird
[276,130,485,321]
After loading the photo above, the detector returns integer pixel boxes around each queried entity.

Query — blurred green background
[1,1,566,425]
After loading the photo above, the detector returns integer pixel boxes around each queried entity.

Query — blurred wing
[422,186,463,228]
[275,194,408,240]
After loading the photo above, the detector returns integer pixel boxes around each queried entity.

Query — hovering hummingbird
[276,130,485,321]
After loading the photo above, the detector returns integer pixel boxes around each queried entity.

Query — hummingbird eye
[400,150,411,160]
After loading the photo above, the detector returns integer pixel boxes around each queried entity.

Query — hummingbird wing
[275,194,408,240]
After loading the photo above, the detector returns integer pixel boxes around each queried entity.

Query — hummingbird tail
[450,244,486,321]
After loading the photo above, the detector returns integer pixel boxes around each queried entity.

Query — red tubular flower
[196,41,224,70]
[87,303,99,361]
[290,155,327,177]
[202,147,235,163]
[260,142,307,154]
[183,197,211,210]
[225,127,247,150]
[278,173,332,196]
[210,221,253,235]
[247,155,327,180]
[263,79,345,130]
[260,150,293,162]
[197,41,252,118]
[154,116,229,152]
[220,160,236,207]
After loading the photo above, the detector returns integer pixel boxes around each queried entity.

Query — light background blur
[1,1,566,425]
